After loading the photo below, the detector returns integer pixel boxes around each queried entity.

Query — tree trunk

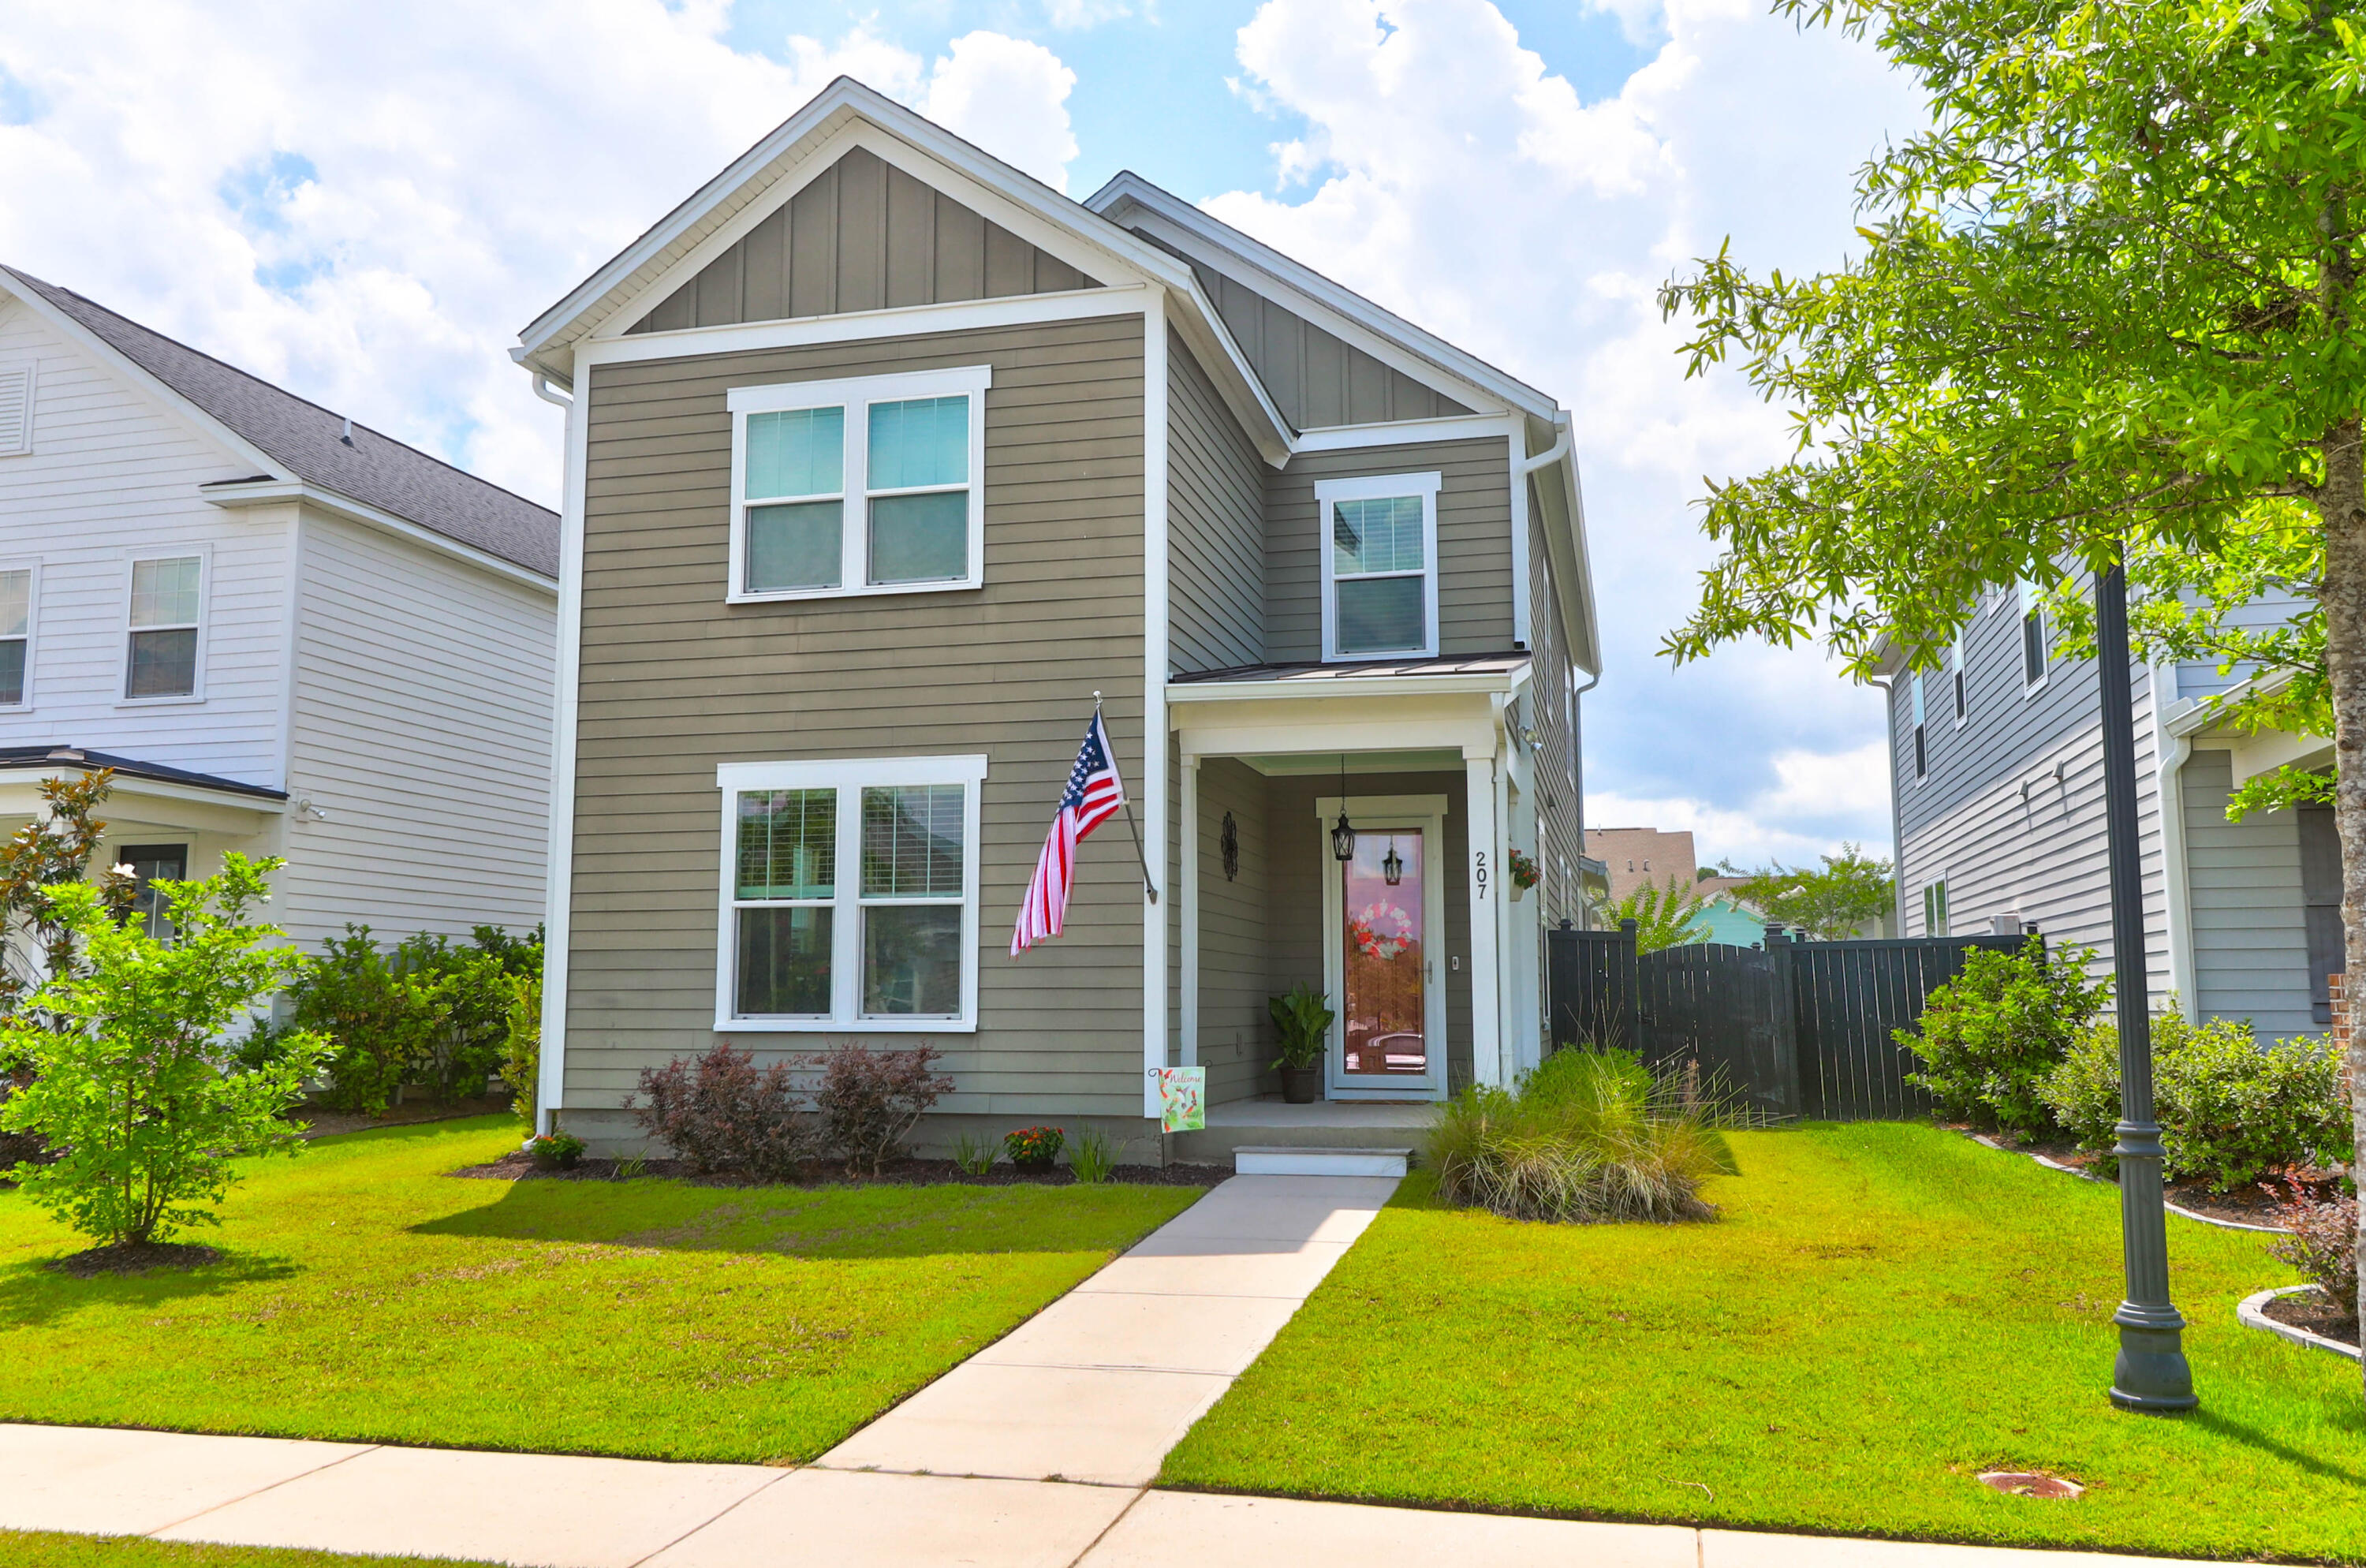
[2315,414,2366,1398]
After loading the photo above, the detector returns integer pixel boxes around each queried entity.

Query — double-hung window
[717,756,986,1031]
[1316,472,1441,661]
[2017,578,2048,689]
[1922,877,1950,937]
[125,554,203,700]
[0,566,32,707]
[1909,671,1928,781]
[726,366,989,603]
[1950,627,1968,724]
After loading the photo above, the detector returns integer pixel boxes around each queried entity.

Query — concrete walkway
[1,1172,2244,1567]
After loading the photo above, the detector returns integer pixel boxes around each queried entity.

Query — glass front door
[1337,829,1429,1085]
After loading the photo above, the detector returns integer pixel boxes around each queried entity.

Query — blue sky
[0,0,1925,872]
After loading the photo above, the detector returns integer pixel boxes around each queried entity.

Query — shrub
[290,926,423,1114]
[1901,943,2107,1137]
[629,1043,812,1178]
[1069,1127,1117,1184]
[811,1044,951,1175]
[1431,1047,1739,1224]
[1006,1125,1065,1167]
[2042,1013,2353,1190]
[2267,1177,2358,1319]
[501,971,540,1123]
[0,855,330,1246]
[286,925,543,1112]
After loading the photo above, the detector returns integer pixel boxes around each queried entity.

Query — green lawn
[0,1533,494,1567]
[0,1117,1197,1464]
[1162,1122,2366,1565]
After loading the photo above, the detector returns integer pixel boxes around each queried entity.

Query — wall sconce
[1220,811,1239,881]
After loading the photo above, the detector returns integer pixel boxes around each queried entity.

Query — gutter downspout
[1867,673,1907,936]
[1520,413,1573,476]
[533,374,574,408]
[1511,414,1574,652]
[2151,657,2198,1020]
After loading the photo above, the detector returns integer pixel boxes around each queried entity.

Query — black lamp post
[2093,551,2196,1413]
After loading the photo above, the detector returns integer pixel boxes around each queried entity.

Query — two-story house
[0,267,559,949]
[1883,579,2334,1040]
[513,80,1599,1153]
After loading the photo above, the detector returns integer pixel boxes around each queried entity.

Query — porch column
[1181,753,1200,1068]
[1465,751,1504,1087]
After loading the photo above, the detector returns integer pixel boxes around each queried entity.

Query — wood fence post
[1618,917,1642,1056]
[1764,924,1804,1120]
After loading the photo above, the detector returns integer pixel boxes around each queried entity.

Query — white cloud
[0,8,1079,506]
[1204,0,1924,865]
[1043,0,1135,28]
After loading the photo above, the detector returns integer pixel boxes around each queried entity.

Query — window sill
[716,1016,977,1034]
[727,579,983,606]
[115,695,206,709]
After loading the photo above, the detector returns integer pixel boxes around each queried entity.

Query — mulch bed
[293,1092,513,1140]
[452,1152,1233,1189]
[1951,1124,2341,1229]
[2261,1287,2360,1350]
[47,1241,222,1278]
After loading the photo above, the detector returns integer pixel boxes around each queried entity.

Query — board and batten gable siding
[1165,329,1265,674]
[279,510,554,950]
[628,147,1099,336]
[0,295,288,786]
[2181,747,2318,1036]
[568,313,1149,1115]
[1890,615,2170,997]
[1266,439,1516,663]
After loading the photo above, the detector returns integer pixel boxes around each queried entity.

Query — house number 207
[1474,851,1489,899]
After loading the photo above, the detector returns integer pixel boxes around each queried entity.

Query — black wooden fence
[1545,922,2029,1120]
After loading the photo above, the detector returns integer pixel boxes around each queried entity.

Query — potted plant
[1508,848,1540,902]
[1004,1125,1065,1174]
[1268,983,1335,1104]
[527,1129,584,1172]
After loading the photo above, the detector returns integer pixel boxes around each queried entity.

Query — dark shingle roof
[2,267,558,579]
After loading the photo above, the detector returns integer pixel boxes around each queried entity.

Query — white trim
[200,479,557,593]
[2153,659,2199,1021]
[275,511,304,792]
[712,755,989,1034]
[1167,667,1527,705]
[0,768,286,817]
[1142,293,1171,1118]
[726,364,991,603]
[0,559,39,711]
[2017,579,2051,693]
[0,358,36,456]
[1292,413,1518,452]
[1315,471,1443,664]
[1508,431,1530,649]
[584,288,1148,369]
[538,384,590,1133]
[1315,792,1450,1101]
[118,546,210,706]
[1465,752,1503,1087]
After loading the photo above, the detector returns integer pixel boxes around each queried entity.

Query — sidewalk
[1,1172,2243,1568]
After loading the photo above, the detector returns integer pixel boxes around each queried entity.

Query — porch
[1166,654,1555,1137]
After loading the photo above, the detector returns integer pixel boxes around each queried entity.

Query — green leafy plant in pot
[1268,983,1335,1104]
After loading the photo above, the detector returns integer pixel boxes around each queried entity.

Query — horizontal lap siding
[1524,486,1584,927]
[1195,758,1271,1103]
[1166,330,1265,673]
[2182,748,2316,1036]
[570,315,1148,1115]
[1267,439,1515,663]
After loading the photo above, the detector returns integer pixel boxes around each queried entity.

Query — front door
[1331,826,1442,1097]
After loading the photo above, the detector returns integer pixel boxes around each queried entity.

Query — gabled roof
[0,267,558,580]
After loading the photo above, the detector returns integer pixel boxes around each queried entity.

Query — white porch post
[1181,753,1200,1068]
[1465,750,1504,1087]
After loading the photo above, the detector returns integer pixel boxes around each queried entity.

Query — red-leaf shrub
[628,1043,811,1177]
[811,1044,952,1174]
[2268,1176,2359,1320]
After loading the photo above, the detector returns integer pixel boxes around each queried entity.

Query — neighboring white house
[0,266,560,950]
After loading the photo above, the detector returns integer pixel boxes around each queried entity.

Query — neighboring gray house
[0,268,559,950]
[1881,580,2335,1038]
[513,79,1599,1152]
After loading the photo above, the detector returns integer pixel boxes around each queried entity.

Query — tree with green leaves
[1659,0,2366,1358]
[1597,876,1713,955]
[0,854,328,1252]
[1720,843,1895,939]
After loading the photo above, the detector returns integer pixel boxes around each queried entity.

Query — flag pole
[1097,691,1160,904]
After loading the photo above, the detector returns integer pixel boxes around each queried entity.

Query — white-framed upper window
[0,564,33,708]
[2017,577,2048,690]
[123,553,205,702]
[1922,876,1950,937]
[1317,471,1442,662]
[715,755,987,1032]
[726,365,991,603]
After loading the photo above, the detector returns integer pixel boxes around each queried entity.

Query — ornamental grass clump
[1430,1047,1738,1224]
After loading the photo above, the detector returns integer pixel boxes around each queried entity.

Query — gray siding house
[512,80,1599,1150]
[1883,581,2335,1039]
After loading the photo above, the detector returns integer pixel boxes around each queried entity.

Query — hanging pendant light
[1382,834,1403,886]
[1330,752,1356,862]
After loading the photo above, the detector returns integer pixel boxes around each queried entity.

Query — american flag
[1012,709,1127,954]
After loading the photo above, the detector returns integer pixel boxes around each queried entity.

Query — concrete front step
[1233,1146,1412,1178]
[1170,1099,1435,1167]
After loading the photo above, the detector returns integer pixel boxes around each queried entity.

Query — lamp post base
[2109,1318,2197,1413]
